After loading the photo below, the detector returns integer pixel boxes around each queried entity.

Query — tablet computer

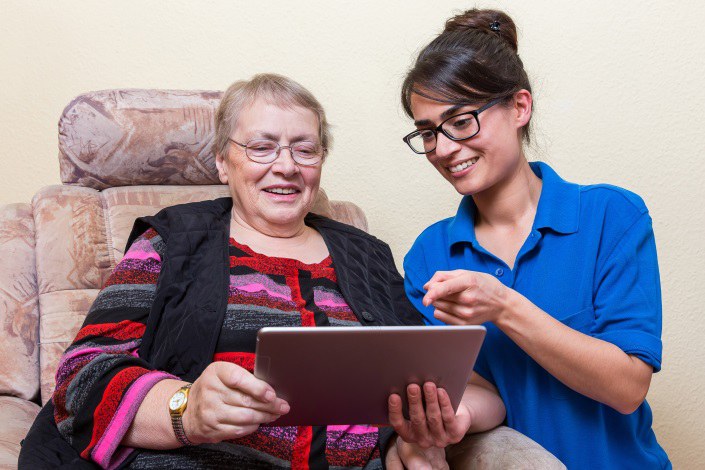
[254,325,485,426]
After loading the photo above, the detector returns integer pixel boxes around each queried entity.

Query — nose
[433,132,461,159]
[271,146,300,176]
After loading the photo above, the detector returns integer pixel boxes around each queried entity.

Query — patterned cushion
[59,90,223,190]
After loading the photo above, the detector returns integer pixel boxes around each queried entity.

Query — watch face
[169,391,186,411]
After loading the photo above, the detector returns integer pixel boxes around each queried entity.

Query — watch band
[170,384,193,446]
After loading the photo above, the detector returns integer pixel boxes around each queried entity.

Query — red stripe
[291,426,312,469]
[53,356,95,424]
[74,320,146,342]
[81,366,149,459]
[286,275,316,327]
[213,352,255,372]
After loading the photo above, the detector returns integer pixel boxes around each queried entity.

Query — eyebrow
[249,131,319,143]
[413,104,476,128]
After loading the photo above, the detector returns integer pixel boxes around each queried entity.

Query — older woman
[20,73,423,469]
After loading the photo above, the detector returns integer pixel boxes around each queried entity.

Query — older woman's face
[216,99,322,233]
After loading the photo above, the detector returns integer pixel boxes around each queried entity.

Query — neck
[473,159,542,228]
[230,207,308,240]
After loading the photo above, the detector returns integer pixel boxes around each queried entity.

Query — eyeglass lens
[245,139,322,164]
[408,114,480,153]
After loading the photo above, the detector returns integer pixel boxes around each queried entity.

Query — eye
[418,130,435,142]
[293,142,319,157]
[451,118,474,130]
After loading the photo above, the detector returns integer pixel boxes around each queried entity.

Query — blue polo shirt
[404,162,670,469]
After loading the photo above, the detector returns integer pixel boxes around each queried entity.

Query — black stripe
[308,425,330,470]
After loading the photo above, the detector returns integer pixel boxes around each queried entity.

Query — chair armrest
[446,426,566,469]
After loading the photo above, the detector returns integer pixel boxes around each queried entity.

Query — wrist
[168,383,194,446]
[496,287,523,330]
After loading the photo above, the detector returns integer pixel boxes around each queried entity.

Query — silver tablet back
[254,325,486,426]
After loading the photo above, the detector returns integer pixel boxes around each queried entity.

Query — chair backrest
[31,89,367,403]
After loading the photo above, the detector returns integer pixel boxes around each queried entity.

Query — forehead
[409,93,477,123]
[235,98,319,136]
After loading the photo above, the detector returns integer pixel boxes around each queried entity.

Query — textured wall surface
[1,0,704,467]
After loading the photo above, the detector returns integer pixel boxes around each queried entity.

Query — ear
[215,152,229,184]
[512,89,533,129]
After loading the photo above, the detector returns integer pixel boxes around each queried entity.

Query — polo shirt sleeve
[403,242,437,325]
[592,211,663,371]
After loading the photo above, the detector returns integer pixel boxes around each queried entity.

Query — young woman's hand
[183,361,290,444]
[385,435,449,470]
[423,270,514,325]
[388,382,472,449]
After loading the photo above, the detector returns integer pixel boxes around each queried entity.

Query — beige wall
[2,0,704,466]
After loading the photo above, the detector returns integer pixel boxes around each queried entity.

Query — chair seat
[0,396,40,469]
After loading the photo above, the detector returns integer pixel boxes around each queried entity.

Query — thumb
[385,439,404,470]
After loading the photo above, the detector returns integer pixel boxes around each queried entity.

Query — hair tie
[489,21,501,32]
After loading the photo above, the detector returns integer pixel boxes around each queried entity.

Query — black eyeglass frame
[402,98,503,155]
[228,138,326,166]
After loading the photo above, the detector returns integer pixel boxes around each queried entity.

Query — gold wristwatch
[168,384,193,446]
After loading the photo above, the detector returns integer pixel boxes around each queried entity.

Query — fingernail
[265,390,275,402]
[280,403,290,413]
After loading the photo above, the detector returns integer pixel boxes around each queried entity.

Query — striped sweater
[53,228,383,469]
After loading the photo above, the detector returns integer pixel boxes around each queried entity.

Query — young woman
[391,8,671,469]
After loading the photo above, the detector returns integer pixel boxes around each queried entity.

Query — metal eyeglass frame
[402,98,502,154]
[228,138,326,166]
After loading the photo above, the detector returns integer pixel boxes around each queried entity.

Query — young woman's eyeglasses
[402,98,501,154]
[229,138,325,166]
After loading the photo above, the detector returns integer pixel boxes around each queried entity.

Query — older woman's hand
[423,270,514,326]
[183,361,290,444]
[388,382,472,449]
[385,435,448,470]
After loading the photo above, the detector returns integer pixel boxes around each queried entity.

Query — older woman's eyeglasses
[229,138,325,166]
[402,99,501,154]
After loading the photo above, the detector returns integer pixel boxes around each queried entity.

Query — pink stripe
[92,371,176,468]
[234,283,291,301]
[326,424,378,434]
[122,248,161,262]
[315,300,350,308]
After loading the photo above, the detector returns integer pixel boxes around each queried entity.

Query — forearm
[463,382,505,433]
[122,379,189,449]
[498,292,652,413]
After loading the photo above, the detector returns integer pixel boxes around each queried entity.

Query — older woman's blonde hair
[214,73,332,160]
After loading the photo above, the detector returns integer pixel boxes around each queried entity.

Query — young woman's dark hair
[402,8,533,142]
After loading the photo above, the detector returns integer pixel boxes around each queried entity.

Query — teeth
[265,188,298,194]
[449,158,478,173]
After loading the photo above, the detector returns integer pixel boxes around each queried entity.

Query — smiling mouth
[447,157,479,173]
[263,187,300,195]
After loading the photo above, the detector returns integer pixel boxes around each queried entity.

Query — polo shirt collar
[447,161,580,247]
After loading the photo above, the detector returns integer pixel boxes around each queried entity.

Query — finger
[220,387,290,415]
[216,362,277,402]
[388,393,414,440]
[433,309,467,326]
[398,439,433,470]
[384,439,404,470]
[407,384,431,447]
[423,276,475,306]
[217,405,283,427]
[438,388,457,427]
[432,300,474,321]
[422,383,445,446]
[422,270,458,290]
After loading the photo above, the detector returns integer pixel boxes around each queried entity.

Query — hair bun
[444,8,519,53]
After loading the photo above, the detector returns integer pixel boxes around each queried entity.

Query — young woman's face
[409,92,531,196]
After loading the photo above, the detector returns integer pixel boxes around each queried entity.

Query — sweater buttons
[361,311,375,322]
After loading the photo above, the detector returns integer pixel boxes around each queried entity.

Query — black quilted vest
[127,197,424,382]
